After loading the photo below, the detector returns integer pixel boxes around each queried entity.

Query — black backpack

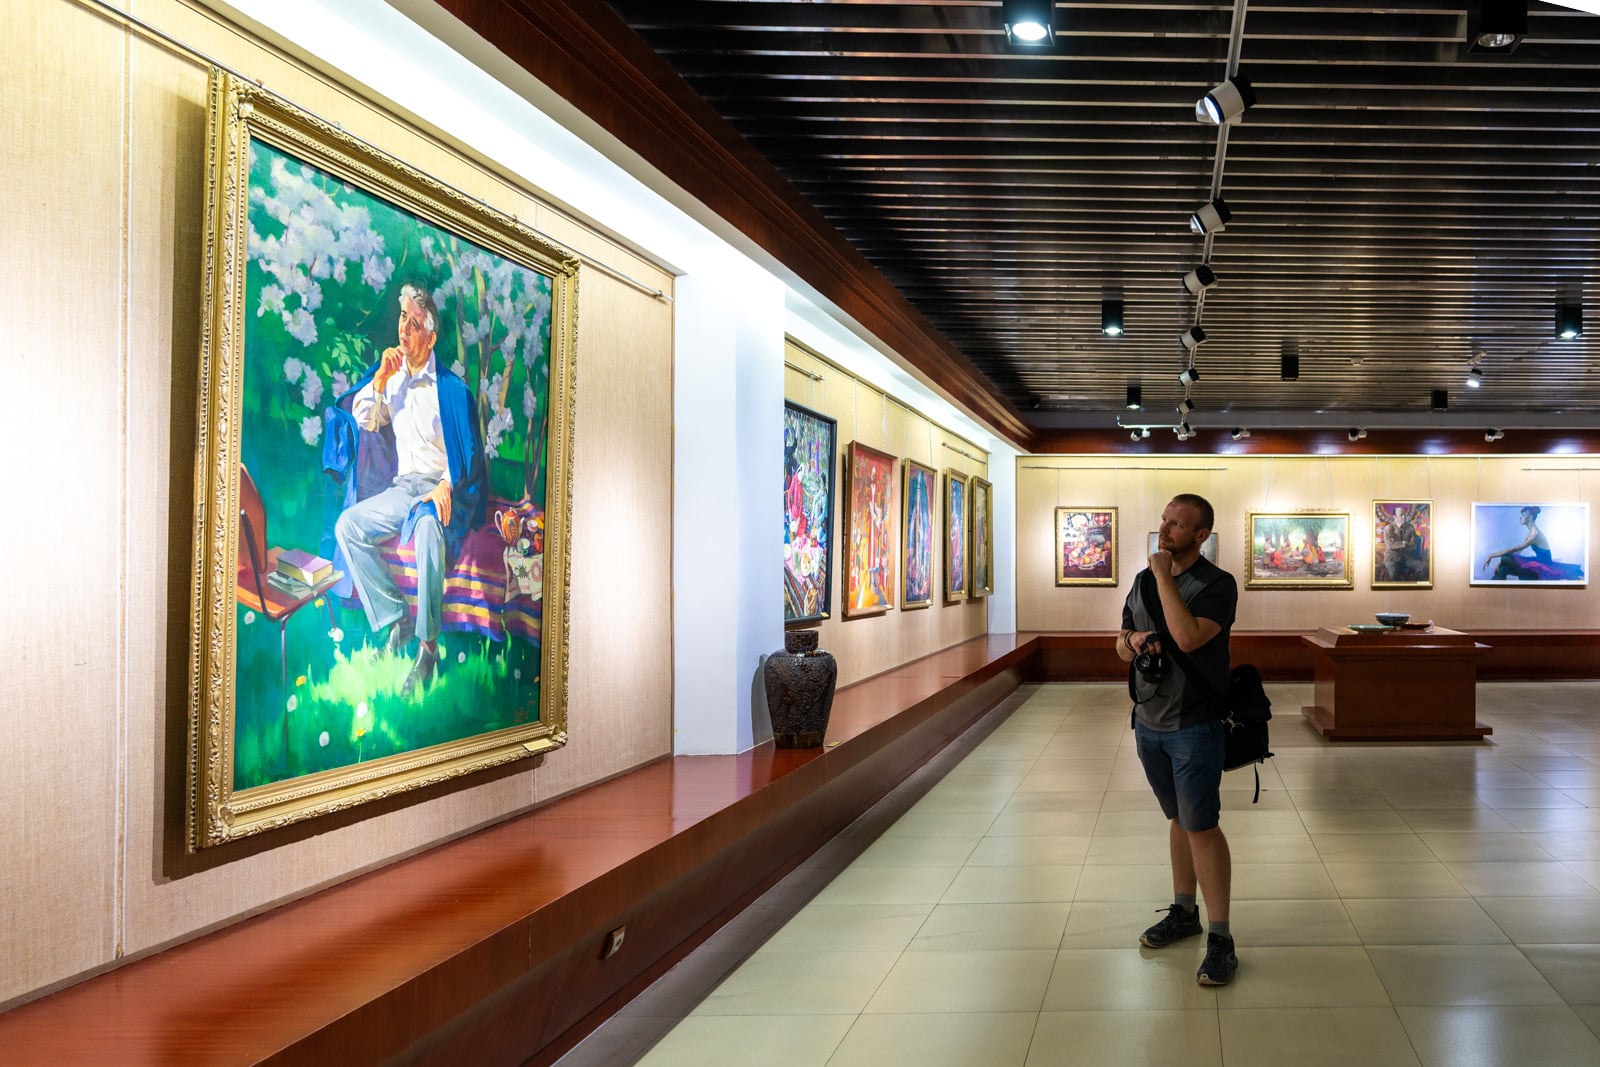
[1221,664,1275,802]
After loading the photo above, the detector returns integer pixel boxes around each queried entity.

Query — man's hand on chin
[424,480,452,526]
[1149,548,1174,575]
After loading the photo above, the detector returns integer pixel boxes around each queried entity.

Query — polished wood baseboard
[0,635,1033,1066]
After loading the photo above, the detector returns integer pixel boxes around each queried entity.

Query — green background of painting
[234,138,552,792]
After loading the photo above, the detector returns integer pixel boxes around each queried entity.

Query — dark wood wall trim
[430,0,1036,450]
[1032,427,1600,456]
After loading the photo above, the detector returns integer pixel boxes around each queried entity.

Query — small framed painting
[1056,507,1117,586]
[970,476,994,598]
[901,459,936,610]
[1470,502,1588,586]
[843,441,897,617]
[784,400,838,626]
[1245,510,1353,589]
[1147,530,1218,565]
[1372,500,1433,588]
[945,469,969,602]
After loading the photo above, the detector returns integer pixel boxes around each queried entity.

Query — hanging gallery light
[1467,366,1485,388]
[1432,389,1449,412]
[1485,428,1506,442]
[1190,198,1232,235]
[1558,302,1584,340]
[1125,384,1142,410]
[1180,326,1207,352]
[1177,396,1196,417]
[1466,0,1527,53]
[1347,427,1368,442]
[1001,0,1055,47]
[1281,340,1300,381]
[1178,364,1201,387]
[1102,298,1125,337]
[1181,264,1218,295]
[1196,73,1257,125]
[1230,427,1251,441]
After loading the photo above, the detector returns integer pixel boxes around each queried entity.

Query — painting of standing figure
[970,476,993,598]
[188,71,576,848]
[844,442,896,617]
[1471,503,1588,586]
[1372,500,1433,588]
[901,460,936,609]
[784,401,838,624]
[945,470,969,602]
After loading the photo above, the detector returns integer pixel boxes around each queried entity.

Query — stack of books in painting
[268,549,333,597]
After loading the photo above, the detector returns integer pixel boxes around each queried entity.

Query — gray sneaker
[1196,932,1238,986]
[1140,905,1203,949]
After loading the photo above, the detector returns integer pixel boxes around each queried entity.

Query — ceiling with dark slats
[604,0,1600,429]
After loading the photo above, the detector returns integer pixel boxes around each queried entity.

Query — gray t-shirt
[1121,558,1237,731]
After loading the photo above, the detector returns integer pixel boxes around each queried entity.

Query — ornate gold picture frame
[1244,510,1353,589]
[1055,507,1118,586]
[970,475,994,598]
[187,70,577,849]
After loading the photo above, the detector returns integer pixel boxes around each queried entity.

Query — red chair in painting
[235,465,342,689]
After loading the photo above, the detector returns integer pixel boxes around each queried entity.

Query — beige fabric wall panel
[1018,454,1600,634]
[786,342,988,688]
[0,0,127,1005]
[5,0,674,1003]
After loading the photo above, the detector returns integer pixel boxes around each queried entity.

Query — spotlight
[1467,367,1484,388]
[1190,198,1232,236]
[1230,427,1251,441]
[1126,384,1142,410]
[1466,0,1526,53]
[1001,0,1055,47]
[1130,429,1143,442]
[1181,265,1218,295]
[1180,326,1207,352]
[1485,428,1506,442]
[1102,298,1124,337]
[1177,421,1194,440]
[1178,397,1196,416]
[1558,302,1583,339]
[1347,427,1368,442]
[1196,73,1257,125]
[1178,365,1201,387]
[1281,341,1299,381]
[1432,389,1449,412]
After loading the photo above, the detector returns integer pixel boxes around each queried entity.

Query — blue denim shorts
[1134,719,1226,831]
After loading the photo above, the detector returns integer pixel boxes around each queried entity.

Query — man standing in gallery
[334,284,485,698]
[1115,493,1240,985]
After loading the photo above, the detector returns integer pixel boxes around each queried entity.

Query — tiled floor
[563,682,1600,1067]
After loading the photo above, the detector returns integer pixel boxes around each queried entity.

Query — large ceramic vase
[764,629,838,749]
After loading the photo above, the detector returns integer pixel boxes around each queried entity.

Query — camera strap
[1135,567,1220,702]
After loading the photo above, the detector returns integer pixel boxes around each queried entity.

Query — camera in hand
[1134,636,1169,684]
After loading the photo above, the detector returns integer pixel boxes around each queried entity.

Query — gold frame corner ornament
[187,69,577,850]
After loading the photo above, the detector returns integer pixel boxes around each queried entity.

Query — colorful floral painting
[844,442,897,617]
[945,470,968,602]
[1245,511,1353,589]
[901,460,936,609]
[1372,500,1432,588]
[1147,530,1217,565]
[971,476,993,597]
[1056,507,1117,586]
[1470,502,1588,587]
[784,401,838,624]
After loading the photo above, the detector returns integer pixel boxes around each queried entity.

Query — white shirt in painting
[352,351,451,484]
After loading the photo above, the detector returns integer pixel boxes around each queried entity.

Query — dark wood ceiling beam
[429,0,1036,448]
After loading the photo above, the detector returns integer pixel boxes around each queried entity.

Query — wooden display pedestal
[1300,626,1492,742]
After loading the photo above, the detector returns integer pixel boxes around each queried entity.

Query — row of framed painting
[1056,501,1589,590]
[785,400,993,626]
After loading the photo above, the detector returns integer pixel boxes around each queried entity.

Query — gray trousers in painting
[335,472,446,643]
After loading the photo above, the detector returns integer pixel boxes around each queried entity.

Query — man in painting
[331,284,485,697]
[1380,505,1421,582]
[1116,494,1240,986]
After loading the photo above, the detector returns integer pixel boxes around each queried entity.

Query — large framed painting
[1245,510,1353,589]
[1470,502,1588,586]
[1147,530,1218,565]
[945,469,969,602]
[901,459,936,609]
[784,400,838,625]
[1056,507,1117,586]
[1372,500,1433,588]
[970,476,994,598]
[843,442,896,618]
[188,71,577,848]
